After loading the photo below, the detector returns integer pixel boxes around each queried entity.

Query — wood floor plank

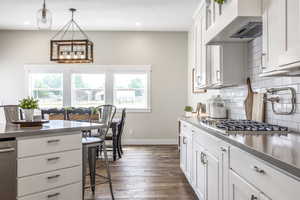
[84,145,197,200]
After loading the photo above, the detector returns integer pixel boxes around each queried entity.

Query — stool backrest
[118,108,126,136]
[96,105,116,139]
[2,105,20,124]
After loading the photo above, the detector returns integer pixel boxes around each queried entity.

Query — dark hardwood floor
[84,145,197,200]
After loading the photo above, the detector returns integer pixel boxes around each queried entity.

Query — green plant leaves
[19,97,39,109]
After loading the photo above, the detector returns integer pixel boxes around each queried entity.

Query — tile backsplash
[221,37,300,132]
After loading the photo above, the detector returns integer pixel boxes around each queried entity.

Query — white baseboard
[123,139,177,145]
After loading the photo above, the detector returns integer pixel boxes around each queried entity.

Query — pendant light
[50,8,94,63]
[37,0,52,29]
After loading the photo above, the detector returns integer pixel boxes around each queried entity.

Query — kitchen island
[0,120,103,200]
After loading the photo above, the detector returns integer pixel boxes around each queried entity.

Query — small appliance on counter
[207,95,227,119]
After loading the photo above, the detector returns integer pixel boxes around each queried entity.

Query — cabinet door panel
[180,135,187,174]
[193,142,207,200]
[206,151,220,200]
[229,170,260,200]
[262,0,286,69]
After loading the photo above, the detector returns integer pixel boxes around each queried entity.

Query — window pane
[114,74,148,109]
[72,74,105,107]
[29,73,63,108]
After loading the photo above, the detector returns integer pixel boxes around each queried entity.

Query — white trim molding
[24,64,152,113]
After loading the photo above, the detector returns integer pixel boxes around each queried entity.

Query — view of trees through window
[29,71,149,110]
[114,74,147,108]
[30,73,63,108]
[72,74,105,107]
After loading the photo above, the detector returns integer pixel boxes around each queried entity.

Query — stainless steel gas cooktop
[200,119,289,136]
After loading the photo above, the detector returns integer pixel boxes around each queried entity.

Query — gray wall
[0,30,188,144]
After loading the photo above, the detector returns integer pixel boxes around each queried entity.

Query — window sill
[117,108,151,113]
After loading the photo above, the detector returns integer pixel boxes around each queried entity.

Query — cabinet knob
[220,147,227,152]
[251,195,258,200]
[252,166,265,174]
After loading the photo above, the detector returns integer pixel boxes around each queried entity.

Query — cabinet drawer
[193,128,221,158]
[181,121,192,134]
[18,149,82,177]
[230,146,300,200]
[18,133,81,158]
[18,182,82,200]
[18,166,81,197]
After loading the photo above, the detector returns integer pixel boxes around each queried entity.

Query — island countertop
[0,120,104,139]
[180,117,300,180]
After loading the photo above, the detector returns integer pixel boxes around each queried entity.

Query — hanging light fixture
[50,8,94,63]
[37,0,52,29]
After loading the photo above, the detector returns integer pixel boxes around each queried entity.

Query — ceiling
[0,0,200,31]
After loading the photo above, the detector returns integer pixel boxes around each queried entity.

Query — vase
[185,112,192,118]
[23,109,34,121]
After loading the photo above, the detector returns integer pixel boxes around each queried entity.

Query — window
[29,73,63,108]
[114,74,148,109]
[25,65,151,112]
[71,74,105,107]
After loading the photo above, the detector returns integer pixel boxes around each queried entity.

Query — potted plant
[184,106,193,118]
[90,107,99,120]
[19,97,39,121]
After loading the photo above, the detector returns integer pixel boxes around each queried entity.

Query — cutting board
[252,93,265,122]
[244,78,255,120]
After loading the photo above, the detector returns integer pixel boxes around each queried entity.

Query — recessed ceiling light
[24,21,31,25]
[135,22,142,26]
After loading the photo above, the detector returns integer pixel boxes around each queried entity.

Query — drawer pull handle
[191,130,195,133]
[251,195,258,200]
[47,174,61,180]
[47,192,60,198]
[47,139,60,144]
[220,147,227,152]
[0,148,15,153]
[47,157,60,162]
[252,166,265,174]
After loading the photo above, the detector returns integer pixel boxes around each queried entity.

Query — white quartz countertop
[0,120,104,139]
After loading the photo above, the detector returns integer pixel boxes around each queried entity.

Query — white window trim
[24,64,152,113]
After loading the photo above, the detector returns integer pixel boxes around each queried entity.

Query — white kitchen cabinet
[205,151,220,200]
[180,122,193,182]
[192,2,211,89]
[17,133,82,199]
[192,142,207,200]
[261,0,286,72]
[277,1,300,69]
[219,143,229,200]
[180,133,187,175]
[209,43,246,88]
[229,170,260,200]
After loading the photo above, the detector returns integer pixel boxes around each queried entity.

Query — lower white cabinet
[17,133,82,200]
[229,170,261,200]
[179,120,300,200]
[192,142,206,200]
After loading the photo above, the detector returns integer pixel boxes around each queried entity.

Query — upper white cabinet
[261,0,300,76]
[261,0,286,73]
[191,1,247,89]
[277,1,300,70]
[205,0,261,44]
[192,3,211,88]
[210,43,246,88]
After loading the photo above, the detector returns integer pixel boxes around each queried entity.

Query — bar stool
[82,105,116,200]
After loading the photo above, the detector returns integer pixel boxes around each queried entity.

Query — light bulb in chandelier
[37,0,52,30]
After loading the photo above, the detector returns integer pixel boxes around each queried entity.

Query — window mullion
[105,71,114,105]
[63,70,71,107]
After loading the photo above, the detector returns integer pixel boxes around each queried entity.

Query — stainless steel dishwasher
[0,138,16,200]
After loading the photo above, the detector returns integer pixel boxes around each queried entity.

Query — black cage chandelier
[50,8,93,63]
